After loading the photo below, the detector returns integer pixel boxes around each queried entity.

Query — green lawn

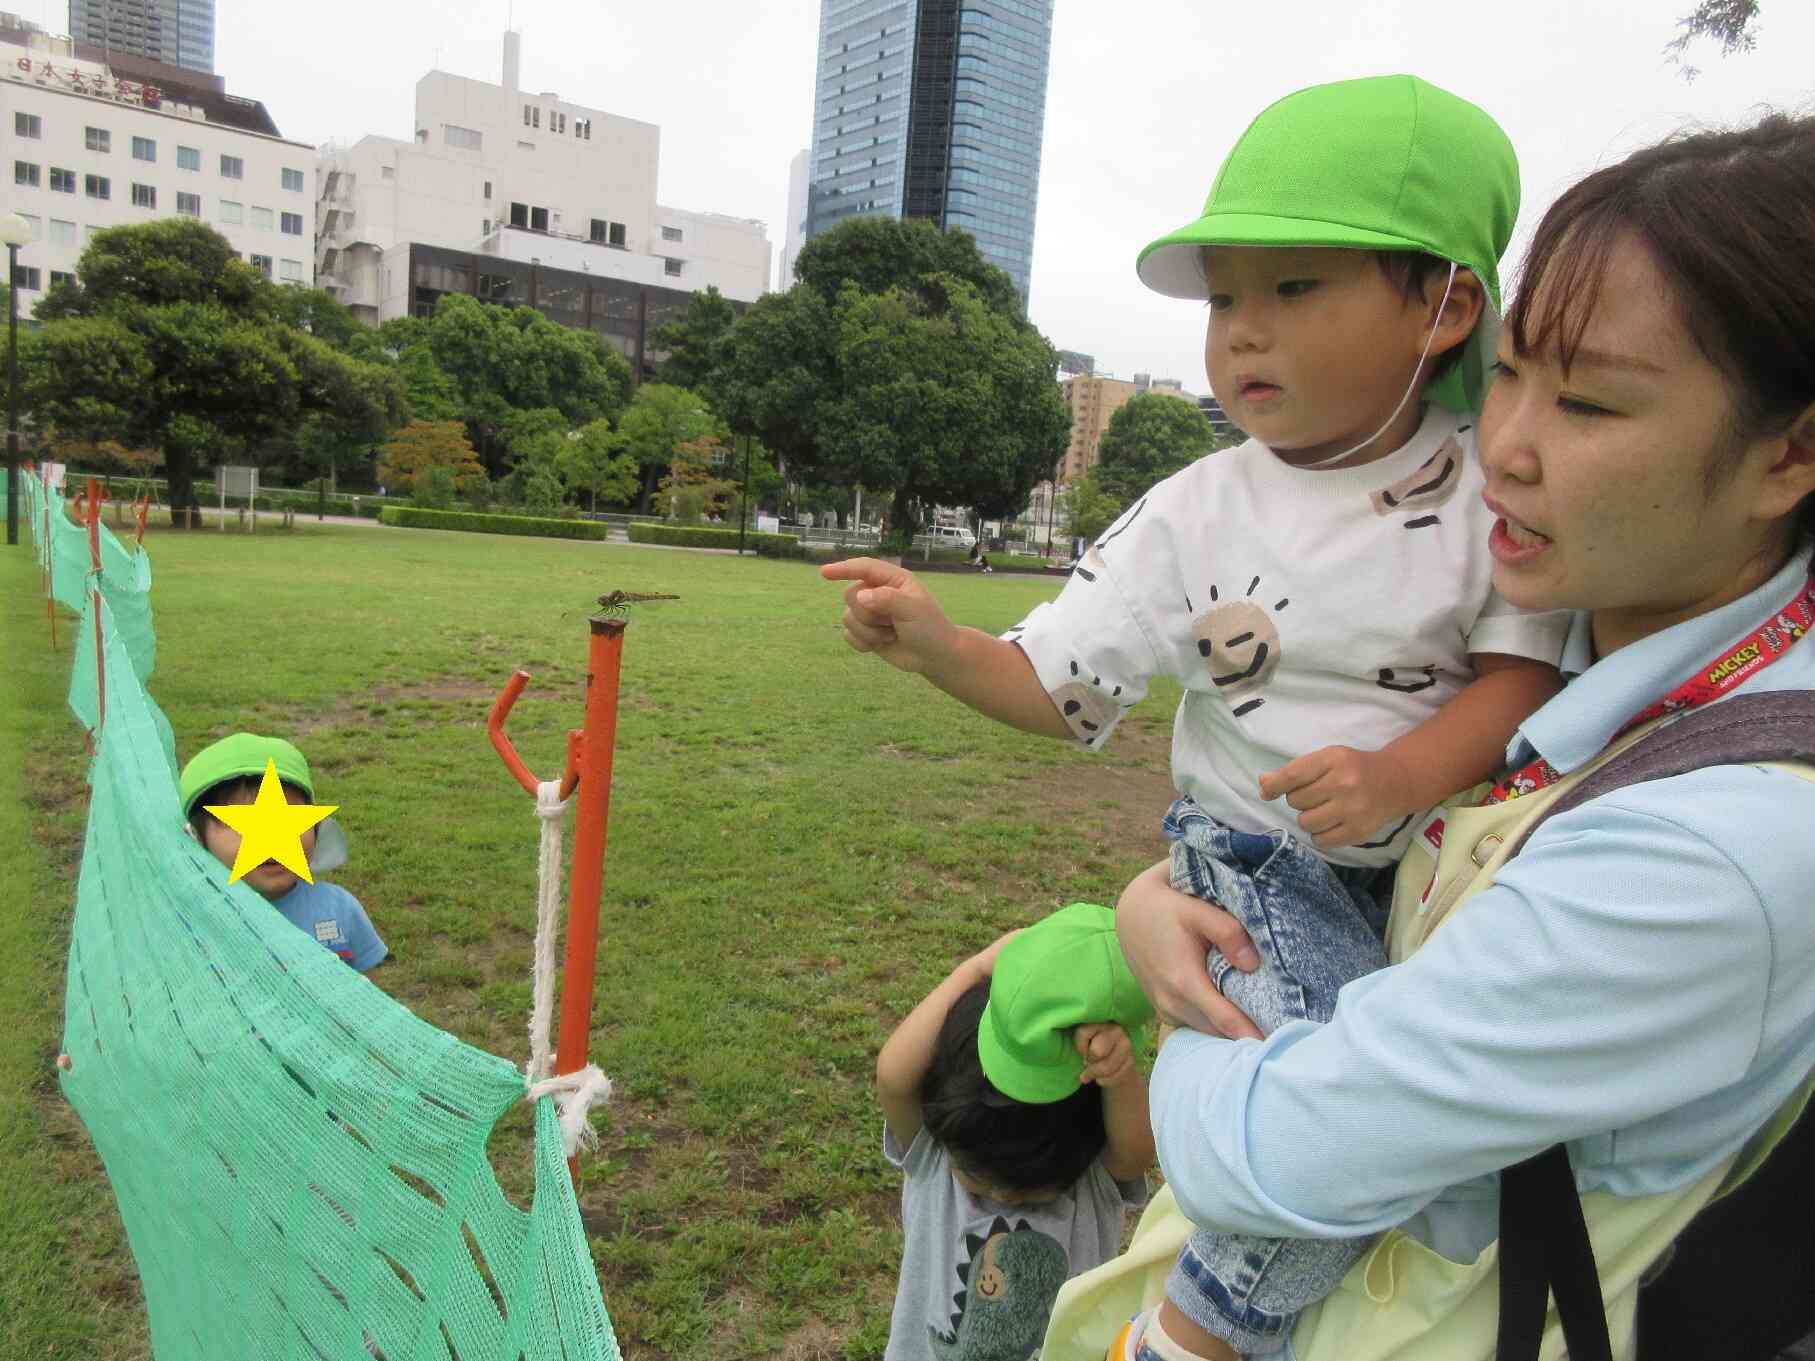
[0,522,1181,1360]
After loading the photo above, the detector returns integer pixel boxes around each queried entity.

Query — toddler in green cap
[179,732,387,973]
[876,905,1155,1361]
[829,75,1573,1360]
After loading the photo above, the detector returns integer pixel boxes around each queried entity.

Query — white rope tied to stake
[524,779,612,1156]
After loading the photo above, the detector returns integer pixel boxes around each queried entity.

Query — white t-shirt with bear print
[1009,404,1572,868]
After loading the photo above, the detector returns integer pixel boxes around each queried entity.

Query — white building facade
[318,32,770,344]
[779,147,808,291]
[1,16,313,303]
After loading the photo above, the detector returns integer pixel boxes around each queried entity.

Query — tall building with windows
[803,0,1052,305]
[3,13,312,306]
[68,0,215,76]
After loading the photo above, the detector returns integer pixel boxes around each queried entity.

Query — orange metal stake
[555,616,626,1180]
[486,616,628,1184]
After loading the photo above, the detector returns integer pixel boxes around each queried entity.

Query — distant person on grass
[878,905,1153,1361]
[829,75,1570,1360]
[179,733,387,973]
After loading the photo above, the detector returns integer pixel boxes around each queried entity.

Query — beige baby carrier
[1041,691,1815,1361]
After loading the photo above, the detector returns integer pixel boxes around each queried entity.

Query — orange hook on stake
[486,670,582,801]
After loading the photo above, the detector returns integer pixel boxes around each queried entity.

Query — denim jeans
[1155,798,1392,1356]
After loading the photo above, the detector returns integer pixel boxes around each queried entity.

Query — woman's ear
[1786,401,1815,456]
[1758,400,1815,520]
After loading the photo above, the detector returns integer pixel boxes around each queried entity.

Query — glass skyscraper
[804,0,1052,305]
[69,0,217,76]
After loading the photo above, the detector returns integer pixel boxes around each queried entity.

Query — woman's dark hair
[1506,113,1815,552]
[920,982,1107,1194]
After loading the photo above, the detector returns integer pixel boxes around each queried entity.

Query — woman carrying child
[1093,110,1815,1361]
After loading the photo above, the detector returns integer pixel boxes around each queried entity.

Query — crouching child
[879,904,1156,1360]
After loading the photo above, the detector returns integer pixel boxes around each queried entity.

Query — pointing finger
[821,557,904,589]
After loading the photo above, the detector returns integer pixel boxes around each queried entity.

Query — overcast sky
[32,0,1815,391]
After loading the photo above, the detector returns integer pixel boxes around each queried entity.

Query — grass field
[0,521,1182,1360]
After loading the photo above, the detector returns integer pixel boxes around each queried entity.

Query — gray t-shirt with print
[883,1124,1149,1361]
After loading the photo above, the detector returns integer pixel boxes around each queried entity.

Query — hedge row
[235,490,381,518]
[379,506,608,540]
[627,523,799,551]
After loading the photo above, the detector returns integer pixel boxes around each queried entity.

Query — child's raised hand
[1074,1023,1136,1088]
[820,558,956,675]
[1259,744,1416,851]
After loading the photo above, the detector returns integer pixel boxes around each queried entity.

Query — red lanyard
[1484,574,1815,805]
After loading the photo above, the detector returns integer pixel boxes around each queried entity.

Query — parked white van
[915,524,977,549]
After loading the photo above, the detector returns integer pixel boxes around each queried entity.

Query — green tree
[615,384,724,513]
[424,295,632,470]
[1093,392,1228,504]
[715,285,835,489]
[1668,0,1760,76]
[657,435,739,522]
[19,219,400,524]
[377,420,485,499]
[649,285,737,398]
[394,343,462,423]
[268,286,386,362]
[497,407,572,515]
[560,419,638,513]
[793,215,1021,315]
[375,315,430,356]
[1060,472,1126,544]
[722,267,1068,544]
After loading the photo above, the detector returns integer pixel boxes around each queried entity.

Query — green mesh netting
[24,474,622,1361]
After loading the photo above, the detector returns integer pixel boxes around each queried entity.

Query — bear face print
[1048,660,1127,747]
[1190,588,1288,718]
[1370,436,1462,528]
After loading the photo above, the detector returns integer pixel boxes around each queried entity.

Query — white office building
[779,147,808,291]
[317,31,770,366]
[1,14,314,303]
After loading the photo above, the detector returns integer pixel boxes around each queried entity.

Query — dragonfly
[596,589,681,616]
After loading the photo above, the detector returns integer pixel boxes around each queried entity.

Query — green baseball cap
[1136,74,1520,413]
[978,903,1154,1104]
[178,733,348,872]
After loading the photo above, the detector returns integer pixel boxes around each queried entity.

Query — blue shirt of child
[268,879,387,972]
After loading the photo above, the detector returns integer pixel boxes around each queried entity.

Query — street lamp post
[739,432,752,556]
[1044,470,1059,558]
[1,212,31,548]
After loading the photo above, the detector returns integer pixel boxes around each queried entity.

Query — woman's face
[1479,233,1797,655]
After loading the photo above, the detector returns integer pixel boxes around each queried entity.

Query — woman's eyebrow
[1570,346,1667,375]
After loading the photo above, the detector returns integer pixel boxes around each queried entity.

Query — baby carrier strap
[1538,689,1815,830]
[1495,690,1815,1361]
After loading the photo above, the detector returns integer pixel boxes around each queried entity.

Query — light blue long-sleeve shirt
[1151,549,1815,1261]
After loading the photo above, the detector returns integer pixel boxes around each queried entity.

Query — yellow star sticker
[205,759,338,885]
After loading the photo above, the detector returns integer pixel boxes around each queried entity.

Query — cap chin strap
[1293,261,1458,470]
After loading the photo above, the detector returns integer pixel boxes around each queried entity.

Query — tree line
[6,215,1096,543]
